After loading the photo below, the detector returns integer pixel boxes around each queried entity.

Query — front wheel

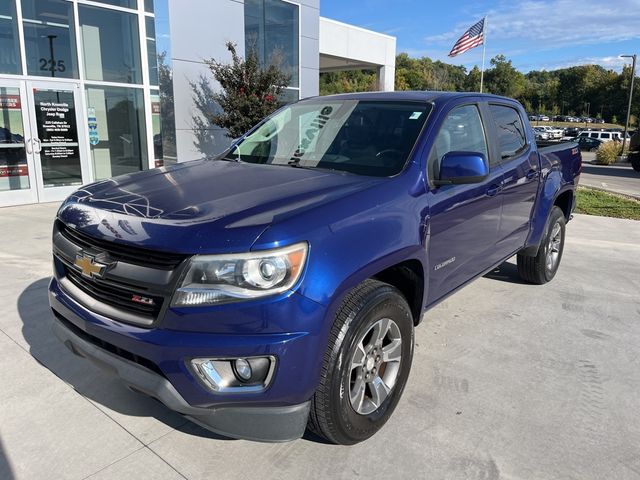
[308,279,414,445]
[517,206,566,284]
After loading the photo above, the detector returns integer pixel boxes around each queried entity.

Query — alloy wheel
[348,318,402,415]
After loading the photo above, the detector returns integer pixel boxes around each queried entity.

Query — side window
[601,133,610,139]
[429,104,489,178]
[489,105,527,159]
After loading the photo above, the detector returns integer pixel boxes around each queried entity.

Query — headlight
[171,242,308,307]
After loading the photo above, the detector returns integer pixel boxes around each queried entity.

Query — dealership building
[0,0,396,207]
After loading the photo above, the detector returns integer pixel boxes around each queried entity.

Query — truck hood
[57,160,382,253]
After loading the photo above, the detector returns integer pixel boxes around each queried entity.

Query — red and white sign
[0,165,29,178]
[0,95,21,110]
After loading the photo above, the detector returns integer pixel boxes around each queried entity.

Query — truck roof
[306,90,517,104]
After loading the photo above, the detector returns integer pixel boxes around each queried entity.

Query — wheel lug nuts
[375,356,380,362]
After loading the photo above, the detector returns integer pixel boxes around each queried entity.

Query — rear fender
[521,169,567,256]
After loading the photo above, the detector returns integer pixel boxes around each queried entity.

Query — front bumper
[49,277,328,441]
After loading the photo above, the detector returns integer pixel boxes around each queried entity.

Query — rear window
[489,105,526,159]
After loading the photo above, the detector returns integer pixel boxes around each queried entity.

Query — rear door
[426,101,504,304]
[488,103,539,255]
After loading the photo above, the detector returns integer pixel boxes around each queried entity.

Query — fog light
[233,358,252,382]
[190,356,276,393]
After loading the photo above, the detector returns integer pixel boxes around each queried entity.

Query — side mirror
[434,151,489,186]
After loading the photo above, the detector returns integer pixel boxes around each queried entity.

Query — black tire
[308,279,414,445]
[517,206,566,285]
[630,152,640,172]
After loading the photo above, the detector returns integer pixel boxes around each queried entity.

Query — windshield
[223,100,431,177]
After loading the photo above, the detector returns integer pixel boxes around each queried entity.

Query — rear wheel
[308,279,414,445]
[517,206,566,285]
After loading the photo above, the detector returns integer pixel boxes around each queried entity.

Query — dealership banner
[0,95,21,110]
[0,165,29,177]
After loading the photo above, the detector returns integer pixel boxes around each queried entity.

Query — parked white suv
[578,130,622,142]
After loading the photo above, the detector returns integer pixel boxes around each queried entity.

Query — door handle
[26,139,33,154]
[33,138,42,154]
[486,184,502,197]
[526,169,539,180]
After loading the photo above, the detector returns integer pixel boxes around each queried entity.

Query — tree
[318,52,639,123]
[157,51,176,161]
[484,55,526,98]
[320,70,376,95]
[464,66,482,92]
[202,42,290,138]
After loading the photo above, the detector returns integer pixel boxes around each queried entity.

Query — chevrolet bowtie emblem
[74,254,107,279]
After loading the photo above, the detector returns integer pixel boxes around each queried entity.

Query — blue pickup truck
[49,92,581,444]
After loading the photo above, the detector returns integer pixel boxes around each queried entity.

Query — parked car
[49,91,581,444]
[578,130,621,142]
[539,115,550,121]
[537,125,564,139]
[533,127,551,140]
[628,130,640,172]
[576,136,604,151]
[535,132,550,141]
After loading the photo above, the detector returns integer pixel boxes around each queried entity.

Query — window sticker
[409,112,423,120]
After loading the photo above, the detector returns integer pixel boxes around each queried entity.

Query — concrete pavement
[1,203,639,479]
[580,151,640,199]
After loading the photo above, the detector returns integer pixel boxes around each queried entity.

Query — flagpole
[480,15,487,93]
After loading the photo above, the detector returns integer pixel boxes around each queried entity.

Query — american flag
[448,18,485,57]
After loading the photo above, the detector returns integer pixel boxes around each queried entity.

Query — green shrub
[595,141,621,165]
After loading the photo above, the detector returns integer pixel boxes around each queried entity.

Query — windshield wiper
[218,154,241,162]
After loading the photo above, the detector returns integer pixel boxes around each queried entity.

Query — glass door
[25,81,89,203]
[0,80,39,207]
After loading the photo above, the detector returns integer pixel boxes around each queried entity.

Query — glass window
[85,86,148,179]
[489,105,526,159]
[144,0,154,13]
[89,0,137,8]
[79,5,142,84]
[0,0,21,74]
[279,88,299,105]
[21,0,79,78]
[0,87,29,191]
[429,105,489,178]
[149,0,175,166]
[146,16,158,85]
[245,0,299,88]
[228,100,430,177]
[601,133,610,139]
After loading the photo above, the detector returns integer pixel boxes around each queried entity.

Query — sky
[319,0,640,73]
